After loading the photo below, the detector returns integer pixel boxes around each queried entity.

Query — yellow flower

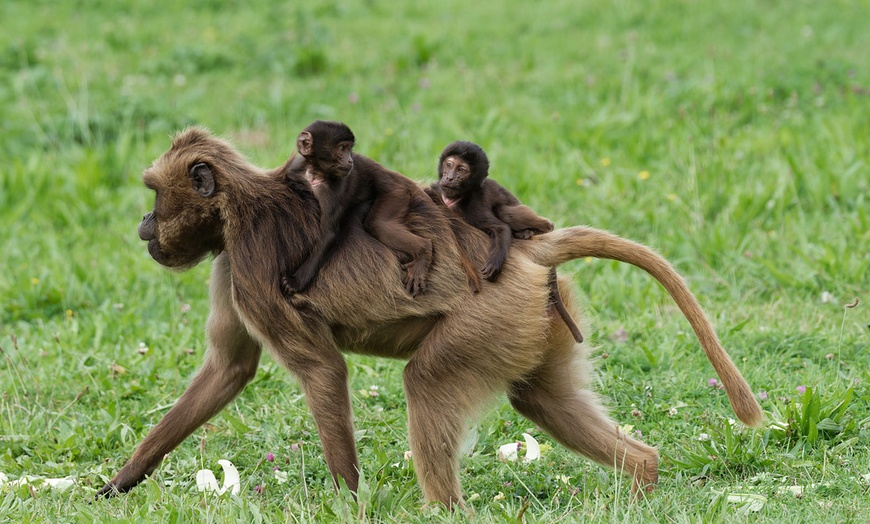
[385,127,394,136]
[638,170,650,180]
[31,278,40,285]
[493,492,505,501]
[599,157,611,167]
[576,178,584,186]
[584,257,593,264]
[667,193,677,201]
[66,309,74,318]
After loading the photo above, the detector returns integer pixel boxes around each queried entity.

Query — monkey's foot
[401,260,429,297]
[631,456,659,498]
[513,230,535,240]
[480,262,502,282]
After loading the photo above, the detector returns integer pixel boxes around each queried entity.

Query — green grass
[1,0,869,521]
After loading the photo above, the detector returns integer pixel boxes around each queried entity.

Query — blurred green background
[1,0,868,521]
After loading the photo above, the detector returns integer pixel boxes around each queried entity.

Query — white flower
[273,470,289,485]
[497,433,540,462]
[726,493,767,513]
[196,459,240,495]
[0,473,75,491]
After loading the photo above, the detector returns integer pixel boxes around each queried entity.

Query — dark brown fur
[282,120,434,296]
[97,128,762,508]
[433,140,583,343]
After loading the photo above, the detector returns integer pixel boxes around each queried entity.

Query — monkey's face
[297,122,356,181]
[437,155,476,207]
[316,140,354,179]
[139,141,225,270]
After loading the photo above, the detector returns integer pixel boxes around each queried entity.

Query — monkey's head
[437,141,490,207]
[297,120,355,182]
[138,127,231,270]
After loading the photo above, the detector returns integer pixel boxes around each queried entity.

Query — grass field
[1,0,869,521]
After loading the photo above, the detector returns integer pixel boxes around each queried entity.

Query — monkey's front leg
[282,209,344,297]
[96,355,260,496]
[283,240,332,297]
[481,224,513,281]
[266,331,360,493]
[495,204,554,238]
[97,254,261,497]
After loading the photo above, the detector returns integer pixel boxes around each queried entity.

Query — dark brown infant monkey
[281,120,434,297]
[432,140,584,343]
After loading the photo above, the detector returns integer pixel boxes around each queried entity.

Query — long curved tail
[523,226,763,427]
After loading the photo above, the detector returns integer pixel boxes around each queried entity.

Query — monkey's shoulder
[480,178,522,206]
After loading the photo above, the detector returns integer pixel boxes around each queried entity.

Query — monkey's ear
[297,131,314,156]
[189,163,216,197]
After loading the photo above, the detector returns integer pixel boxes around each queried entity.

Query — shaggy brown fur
[432,140,583,343]
[97,128,762,508]
[281,120,438,297]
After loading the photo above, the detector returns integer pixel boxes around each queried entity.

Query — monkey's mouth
[441,195,460,208]
[439,186,462,208]
[146,239,205,270]
[146,238,172,266]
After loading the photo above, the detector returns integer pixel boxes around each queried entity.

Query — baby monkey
[281,120,433,297]
[432,141,583,343]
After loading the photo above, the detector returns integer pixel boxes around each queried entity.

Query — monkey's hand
[513,229,536,240]
[95,461,152,499]
[94,473,141,499]
[95,482,122,499]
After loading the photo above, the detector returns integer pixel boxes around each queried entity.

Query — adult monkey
[97,128,762,508]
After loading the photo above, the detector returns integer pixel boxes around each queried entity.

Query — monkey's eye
[445,160,454,168]
[457,166,468,174]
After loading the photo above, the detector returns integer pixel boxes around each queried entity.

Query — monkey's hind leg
[364,198,433,297]
[402,346,501,508]
[508,355,658,495]
[547,268,583,343]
